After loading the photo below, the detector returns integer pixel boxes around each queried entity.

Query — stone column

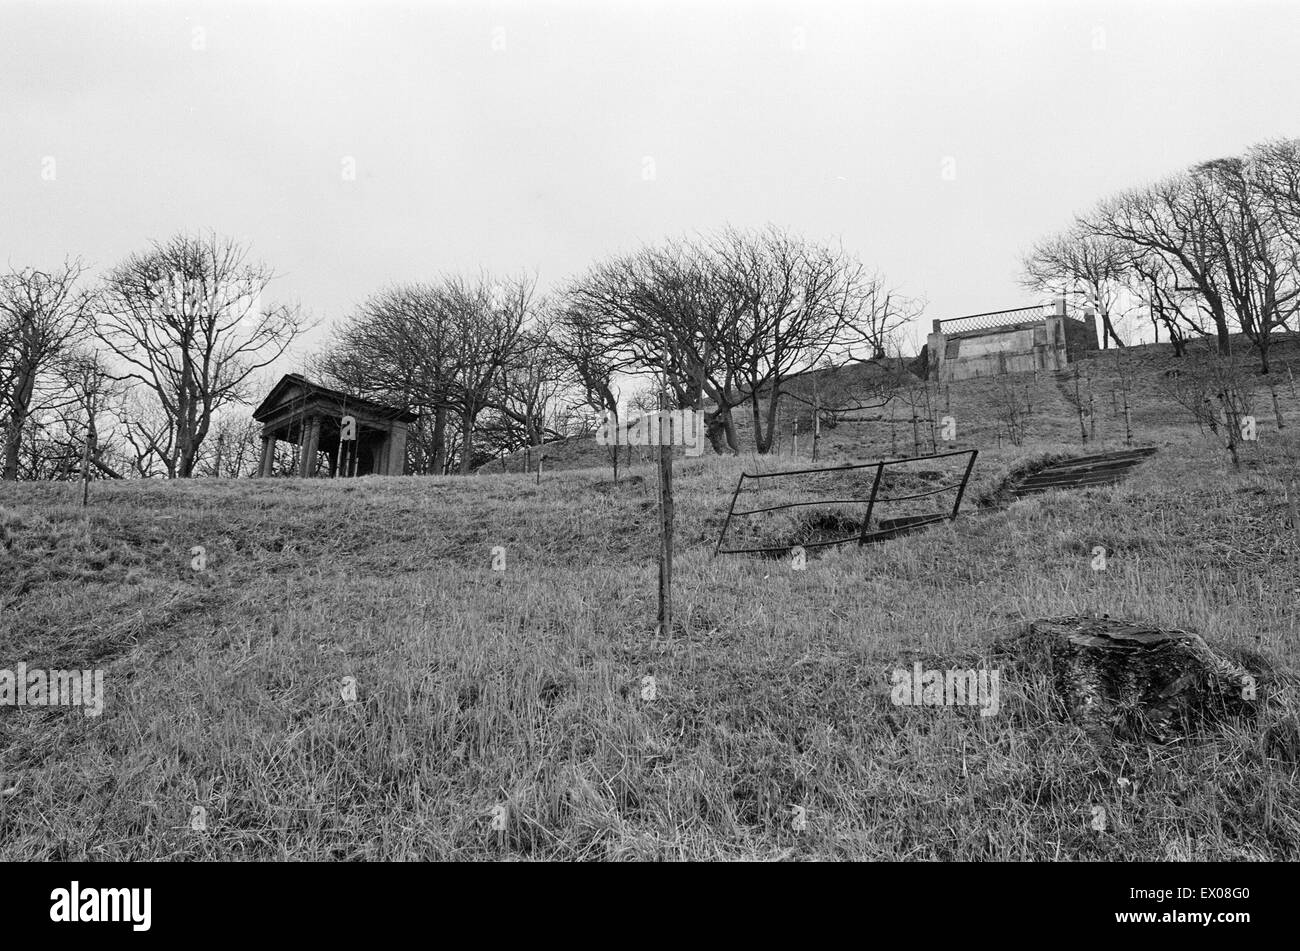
[258,433,275,478]
[388,422,408,476]
[300,417,321,477]
[373,422,391,475]
[926,330,947,381]
[1045,300,1068,372]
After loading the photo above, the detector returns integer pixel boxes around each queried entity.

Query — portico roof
[252,374,418,424]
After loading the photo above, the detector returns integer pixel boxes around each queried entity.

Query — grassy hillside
[484,334,1300,474]
[1,337,1298,859]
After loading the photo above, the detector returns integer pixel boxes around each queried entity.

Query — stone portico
[251,374,417,477]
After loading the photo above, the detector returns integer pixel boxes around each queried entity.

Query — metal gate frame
[713,448,978,557]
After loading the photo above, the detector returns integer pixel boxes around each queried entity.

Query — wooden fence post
[657,354,673,637]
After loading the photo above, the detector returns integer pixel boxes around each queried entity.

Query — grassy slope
[1,338,1299,860]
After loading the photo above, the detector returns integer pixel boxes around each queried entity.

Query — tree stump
[1013,616,1263,740]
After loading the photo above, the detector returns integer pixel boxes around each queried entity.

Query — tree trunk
[1214,316,1232,355]
[178,443,198,478]
[998,616,1263,742]
[431,406,448,474]
[459,409,474,474]
[723,411,739,454]
[2,413,23,481]
[762,389,783,456]
[81,417,94,507]
[750,394,768,454]
[1099,309,1125,349]
[704,408,734,455]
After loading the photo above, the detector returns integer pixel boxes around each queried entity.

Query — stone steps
[860,513,953,544]
[1011,447,1157,498]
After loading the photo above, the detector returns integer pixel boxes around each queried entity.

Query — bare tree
[1059,362,1093,444]
[1164,351,1256,469]
[1084,174,1235,355]
[709,225,880,454]
[567,240,745,454]
[1252,139,1300,429]
[0,260,95,480]
[489,315,569,456]
[97,233,308,478]
[550,301,630,476]
[1080,141,1300,369]
[119,392,175,478]
[1021,228,1130,348]
[1126,248,1205,357]
[442,274,533,473]
[61,352,125,487]
[990,372,1032,447]
[828,280,923,364]
[318,282,455,474]
[16,356,125,482]
[194,415,263,478]
[561,226,912,457]
[1191,151,1300,373]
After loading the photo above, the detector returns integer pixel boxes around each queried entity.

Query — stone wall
[1063,310,1100,359]
[926,303,1099,382]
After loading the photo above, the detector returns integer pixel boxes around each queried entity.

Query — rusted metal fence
[713,449,978,556]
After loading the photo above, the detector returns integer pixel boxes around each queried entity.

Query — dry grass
[1,342,1298,860]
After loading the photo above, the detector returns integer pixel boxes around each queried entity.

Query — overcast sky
[3,0,1297,364]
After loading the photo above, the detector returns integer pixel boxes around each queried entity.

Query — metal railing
[933,304,1052,336]
[713,449,978,556]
